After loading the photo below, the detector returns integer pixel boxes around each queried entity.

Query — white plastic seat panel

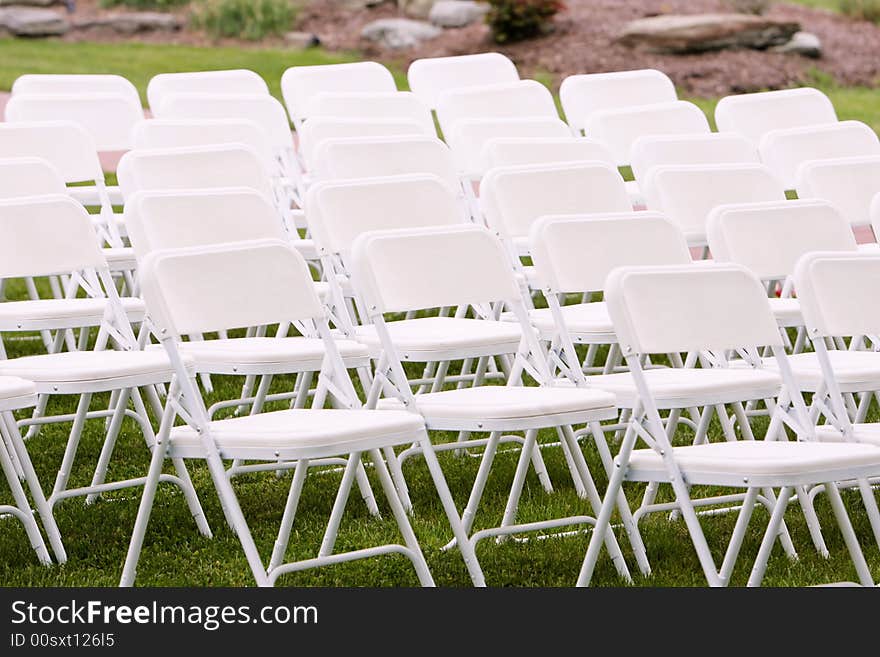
[815,422,880,446]
[0,350,188,391]
[377,385,617,428]
[767,297,802,327]
[764,350,880,392]
[528,302,614,340]
[68,185,124,206]
[626,441,880,486]
[0,297,145,330]
[168,408,425,460]
[172,337,370,374]
[0,376,38,412]
[103,246,138,271]
[588,367,782,408]
[354,316,522,360]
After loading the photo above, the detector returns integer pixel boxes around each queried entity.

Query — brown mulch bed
[298,0,880,95]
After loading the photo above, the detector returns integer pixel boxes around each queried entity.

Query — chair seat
[0,376,38,412]
[0,350,188,393]
[587,367,781,409]
[764,350,880,392]
[626,440,880,487]
[377,385,617,430]
[767,297,802,327]
[528,302,614,340]
[0,297,145,330]
[103,246,138,272]
[171,337,370,375]
[168,408,425,460]
[354,316,522,361]
[814,422,880,446]
[290,238,319,262]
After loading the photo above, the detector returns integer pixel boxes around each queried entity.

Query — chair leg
[747,486,793,587]
[86,387,131,505]
[0,430,51,565]
[556,426,588,498]
[418,436,486,586]
[354,460,381,517]
[826,482,875,586]
[50,392,93,502]
[318,454,360,557]
[856,477,880,551]
[794,484,829,557]
[577,453,629,586]
[269,459,309,571]
[498,429,539,541]
[382,446,411,513]
[718,487,759,585]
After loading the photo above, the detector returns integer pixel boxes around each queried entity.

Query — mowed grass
[0,39,879,587]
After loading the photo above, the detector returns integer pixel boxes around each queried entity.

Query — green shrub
[100,0,190,9]
[194,0,296,41]
[838,0,880,22]
[486,0,564,43]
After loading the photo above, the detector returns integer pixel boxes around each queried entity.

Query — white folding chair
[308,91,435,136]
[445,117,572,182]
[715,87,838,147]
[123,239,483,586]
[12,73,140,107]
[407,52,519,110]
[483,136,615,171]
[4,93,144,152]
[643,163,785,248]
[795,155,880,231]
[146,69,269,112]
[759,121,880,190]
[0,376,65,565]
[560,69,677,136]
[281,61,397,130]
[435,80,558,140]
[585,100,711,167]
[351,224,637,582]
[630,132,759,184]
[0,195,210,541]
[131,118,276,173]
[578,262,880,587]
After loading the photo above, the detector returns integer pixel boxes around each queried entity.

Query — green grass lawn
[0,39,879,587]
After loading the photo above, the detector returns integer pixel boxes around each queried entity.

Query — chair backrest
[707,199,857,281]
[643,163,785,244]
[297,117,428,170]
[0,195,105,279]
[281,62,397,123]
[141,240,323,338]
[407,53,519,110]
[759,121,880,189]
[480,162,632,240]
[131,118,276,171]
[446,117,572,176]
[4,93,144,151]
[146,69,268,111]
[351,224,520,314]
[715,87,838,146]
[308,91,435,135]
[585,100,711,166]
[435,80,558,138]
[0,157,67,199]
[124,187,286,261]
[559,69,677,135]
[153,93,293,151]
[794,251,880,338]
[795,155,880,227]
[630,133,758,182]
[0,121,102,183]
[605,263,783,355]
[306,174,463,258]
[117,144,274,200]
[484,137,616,171]
[312,135,459,189]
[529,212,691,294]
[13,74,140,106]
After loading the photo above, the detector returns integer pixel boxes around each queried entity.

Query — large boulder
[0,7,68,36]
[399,0,434,19]
[771,31,821,58]
[429,0,488,28]
[361,17,441,48]
[73,12,182,34]
[618,13,800,54]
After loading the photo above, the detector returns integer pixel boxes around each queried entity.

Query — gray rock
[361,17,441,49]
[399,0,434,19]
[618,13,800,54]
[284,31,321,49]
[0,7,68,36]
[429,0,488,28]
[73,12,182,34]
[771,30,821,58]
